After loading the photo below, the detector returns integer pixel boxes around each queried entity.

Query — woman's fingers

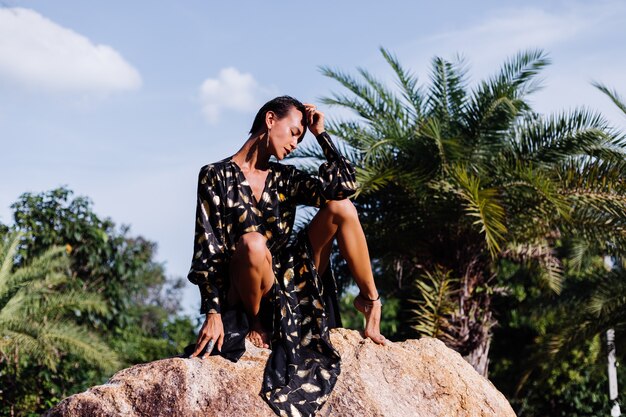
[310,111,325,135]
[305,107,324,135]
[201,339,216,359]
[303,104,318,120]
[217,331,225,352]
[191,333,217,358]
[190,333,209,358]
[189,313,224,359]
[190,328,218,358]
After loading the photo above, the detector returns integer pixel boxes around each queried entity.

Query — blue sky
[1,1,625,318]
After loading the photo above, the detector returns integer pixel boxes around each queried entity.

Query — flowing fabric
[187,132,357,416]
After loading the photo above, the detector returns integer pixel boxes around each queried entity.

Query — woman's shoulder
[199,157,232,174]
[197,157,233,184]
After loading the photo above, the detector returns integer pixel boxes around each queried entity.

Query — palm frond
[514,164,571,219]
[410,266,458,342]
[319,66,384,123]
[494,49,550,94]
[321,55,423,150]
[594,81,626,116]
[588,267,626,318]
[501,241,563,294]
[565,190,626,220]
[45,321,120,371]
[326,119,378,151]
[355,66,412,134]
[539,271,626,366]
[559,157,626,194]
[379,47,423,119]
[0,232,21,300]
[355,164,401,196]
[566,238,589,272]
[425,54,468,126]
[513,108,621,165]
[463,50,549,152]
[452,166,507,257]
[418,117,464,169]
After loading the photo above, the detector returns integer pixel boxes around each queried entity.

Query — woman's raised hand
[190,313,224,359]
[304,103,325,136]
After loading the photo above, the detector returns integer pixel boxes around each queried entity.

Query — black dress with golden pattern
[187,132,357,417]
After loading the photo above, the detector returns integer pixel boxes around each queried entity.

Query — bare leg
[307,199,385,344]
[229,232,275,348]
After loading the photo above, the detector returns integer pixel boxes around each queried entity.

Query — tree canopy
[0,188,196,415]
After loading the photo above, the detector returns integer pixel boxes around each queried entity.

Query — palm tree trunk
[455,262,495,378]
[466,331,492,377]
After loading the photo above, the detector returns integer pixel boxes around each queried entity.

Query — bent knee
[235,232,270,264]
[324,199,358,220]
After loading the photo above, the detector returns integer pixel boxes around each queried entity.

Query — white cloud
[200,67,272,124]
[383,1,626,128]
[393,2,626,83]
[431,8,584,52]
[0,7,141,93]
[399,7,589,81]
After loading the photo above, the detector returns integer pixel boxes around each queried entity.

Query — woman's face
[267,106,305,160]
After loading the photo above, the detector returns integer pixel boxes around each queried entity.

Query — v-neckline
[229,158,273,208]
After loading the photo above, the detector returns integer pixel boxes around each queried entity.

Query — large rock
[45,329,515,417]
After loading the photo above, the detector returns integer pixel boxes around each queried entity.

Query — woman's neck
[231,133,271,172]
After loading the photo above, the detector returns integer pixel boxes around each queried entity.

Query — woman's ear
[265,111,275,131]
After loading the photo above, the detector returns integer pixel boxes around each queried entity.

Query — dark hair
[249,95,307,141]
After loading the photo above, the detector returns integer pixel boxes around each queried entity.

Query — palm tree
[532,84,626,415]
[0,232,119,377]
[295,48,626,376]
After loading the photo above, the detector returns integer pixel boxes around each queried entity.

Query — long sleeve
[290,131,358,207]
[187,165,228,314]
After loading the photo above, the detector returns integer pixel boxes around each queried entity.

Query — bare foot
[353,294,386,345]
[247,319,270,349]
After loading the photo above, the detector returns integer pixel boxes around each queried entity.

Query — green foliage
[452,166,507,257]
[536,262,626,375]
[0,232,119,371]
[0,232,119,415]
[0,188,195,416]
[594,81,626,116]
[489,252,625,416]
[513,338,620,416]
[409,266,458,342]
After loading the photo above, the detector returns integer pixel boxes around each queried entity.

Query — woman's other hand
[190,312,224,358]
[304,103,325,136]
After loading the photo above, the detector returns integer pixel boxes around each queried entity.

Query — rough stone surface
[45,329,515,417]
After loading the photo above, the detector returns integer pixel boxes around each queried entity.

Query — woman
[187,96,384,416]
